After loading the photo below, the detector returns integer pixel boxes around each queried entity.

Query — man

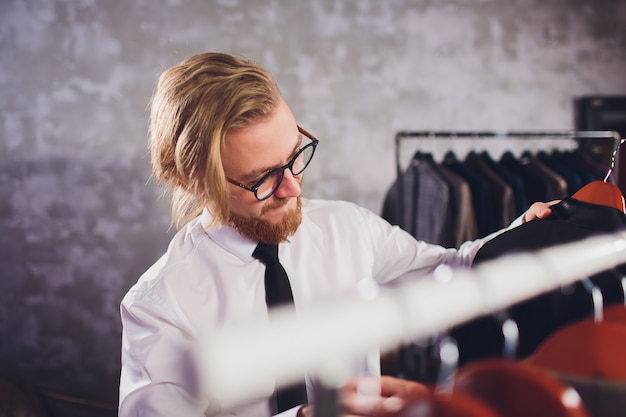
[119,52,554,417]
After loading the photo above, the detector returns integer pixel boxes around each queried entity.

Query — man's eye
[250,172,270,186]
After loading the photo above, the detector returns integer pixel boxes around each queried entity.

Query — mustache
[260,198,289,215]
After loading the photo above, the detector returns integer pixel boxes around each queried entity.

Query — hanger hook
[435,337,459,395]
[582,278,604,322]
[621,275,626,307]
[501,318,520,360]
[604,136,625,183]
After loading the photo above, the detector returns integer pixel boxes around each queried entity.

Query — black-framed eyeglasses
[226,126,319,201]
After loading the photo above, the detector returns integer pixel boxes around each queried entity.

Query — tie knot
[252,242,280,266]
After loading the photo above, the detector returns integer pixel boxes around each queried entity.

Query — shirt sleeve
[354,203,525,285]
[119,285,283,417]
[119,290,213,417]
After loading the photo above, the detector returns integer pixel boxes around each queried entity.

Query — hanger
[449,318,591,417]
[524,318,626,381]
[571,181,625,213]
[525,280,626,381]
[397,391,503,417]
[452,359,590,417]
[443,150,459,164]
[397,338,503,417]
[603,275,626,325]
[570,137,626,213]
[604,304,626,325]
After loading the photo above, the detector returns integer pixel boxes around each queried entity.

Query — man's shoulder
[301,198,380,227]
[302,197,361,212]
[123,217,211,298]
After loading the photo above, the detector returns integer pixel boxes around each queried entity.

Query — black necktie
[252,242,308,413]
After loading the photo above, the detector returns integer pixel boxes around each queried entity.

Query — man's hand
[339,376,428,417]
[522,200,559,223]
[296,376,427,417]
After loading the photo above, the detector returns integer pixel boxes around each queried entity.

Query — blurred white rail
[204,230,626,408]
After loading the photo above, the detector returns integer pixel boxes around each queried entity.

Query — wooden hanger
[524,318,626,381]
[570,180,625,213]
[570,136,626,212]
[449,321,591,417]
[604,304,626,325]
[397,390,503,417]
[397,337,502,417]
[453,359,591,417]
[525,278,626,380]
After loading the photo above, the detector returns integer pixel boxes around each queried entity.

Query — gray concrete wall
[1,0,625,409]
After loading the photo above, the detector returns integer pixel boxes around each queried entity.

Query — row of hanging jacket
[382,131,620,248]
[383,131,626,417]
[453,185,626,350]
[401,194,626,416]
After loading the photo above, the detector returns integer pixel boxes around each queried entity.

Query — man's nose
[272,169,301,198]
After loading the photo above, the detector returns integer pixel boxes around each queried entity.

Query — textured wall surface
[1,0,625,409]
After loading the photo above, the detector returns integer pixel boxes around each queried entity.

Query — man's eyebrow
[239,134,303,183]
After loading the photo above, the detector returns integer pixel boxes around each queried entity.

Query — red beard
[228,197,302,244]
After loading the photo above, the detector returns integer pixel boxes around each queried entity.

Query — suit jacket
[465,151,516,231]
[481,151,529,217]
[442,152,494,238]
[436,163,479,247]
[382,153,450,244]
[451,197,626,364]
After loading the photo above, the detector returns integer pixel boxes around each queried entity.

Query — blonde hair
[148,52,280,228]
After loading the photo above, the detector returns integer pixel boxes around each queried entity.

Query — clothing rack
[395,129,622,185]
[391,130,623,242]
[203,230,626,409]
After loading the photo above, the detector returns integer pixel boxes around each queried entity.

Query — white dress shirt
[119,198,519,417]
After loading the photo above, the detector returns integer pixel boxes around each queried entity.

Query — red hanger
[452,359,591,417]
[397,390,502,417]
[571,180,625,213]
[525,318,626,381]
[603,304,626,325]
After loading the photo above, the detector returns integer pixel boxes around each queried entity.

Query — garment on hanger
[382,152,450,245]
[436,164,479,247]
[442,151,495,238]
[568,149,616,183]
[496,150,574,204]
[537,151,584,196]
[523,151,569,200]
[498,151,550,204]
[551,150,598,186]
[450,197,626,365]
[385,130,624,402]
[479,151,529,217]
[383,132,615,247]
[464,152,516,231]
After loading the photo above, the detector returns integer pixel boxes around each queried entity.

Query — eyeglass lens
[255,141,316,200]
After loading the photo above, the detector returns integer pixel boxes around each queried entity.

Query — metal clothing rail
[393,130,623,227]
[395,129,622,180]
[203,230,626,409]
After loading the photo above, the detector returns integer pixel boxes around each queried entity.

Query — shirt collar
[200,208,258,261]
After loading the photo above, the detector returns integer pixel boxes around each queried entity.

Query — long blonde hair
[148,52,280,228]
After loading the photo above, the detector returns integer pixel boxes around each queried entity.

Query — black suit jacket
[451,197,626,364]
